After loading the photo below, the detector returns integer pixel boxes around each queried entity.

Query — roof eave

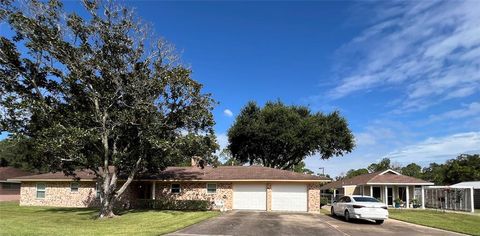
[366,182,434,185]
[10,178,331,183]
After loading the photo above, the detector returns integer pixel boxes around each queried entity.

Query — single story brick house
[320,169,433,208]
[0,167,35,201]
[9,164,330,212]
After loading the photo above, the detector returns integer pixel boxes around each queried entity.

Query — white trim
[384,186,388,205]
[36,182,46,199]
[170,183,181,194]
[151,182,156,200]
[342,185,357,188]
[379,169,402,176]
[470,186,475,213]
[425,185,472,189]
[70,182,79,193]
[367,183,434,186]
[206,183,217,194]
[406,185,409,208]
[421,185,425,209]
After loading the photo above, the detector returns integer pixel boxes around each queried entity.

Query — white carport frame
[424,186,475,213]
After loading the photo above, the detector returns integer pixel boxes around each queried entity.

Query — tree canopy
[401,163,422,179]
[227,101,355,170]
[0,0,217,217]
[344,168,369,179]
[422,154,480,185]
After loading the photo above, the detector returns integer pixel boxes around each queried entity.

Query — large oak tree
[227,101,355,170]
[0,0,217,217]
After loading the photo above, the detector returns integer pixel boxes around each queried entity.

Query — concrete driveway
[168,211,464,236]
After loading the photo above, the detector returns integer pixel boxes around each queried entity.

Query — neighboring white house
[451,181,480,209]
[320,169,434,208]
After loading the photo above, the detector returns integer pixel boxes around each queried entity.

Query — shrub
[134,199,211,211]
[320,197,329,206]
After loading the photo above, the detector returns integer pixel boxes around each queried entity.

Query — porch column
[406,186,409,208]
[384,185,388,205]
[151,182,156,200]
[370,185,373,197]
[421,185,425,209]
[470,187,475,213]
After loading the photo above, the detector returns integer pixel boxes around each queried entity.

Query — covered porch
[361,184,425,208]
[327,184,426,208]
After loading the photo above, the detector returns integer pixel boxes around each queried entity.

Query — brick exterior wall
[19,181,137,208]
[20,181,99,207]
[19,181,323,212]
[266,183,272,211]
[155,182,233,210]
[307,183,321,213]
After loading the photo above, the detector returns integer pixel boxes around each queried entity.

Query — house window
[36,183,46,199]
[96,183,101,199]
[70,182,80,192]
[206,183,217,194]
[2,182,20,190]
[171,184,181,193]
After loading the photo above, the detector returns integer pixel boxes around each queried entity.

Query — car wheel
[331,206,336,216]
[375,220,384,224]
[344,210,350,222]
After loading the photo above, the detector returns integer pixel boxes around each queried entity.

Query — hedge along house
[320,169,433,208]
[9,161,330,212]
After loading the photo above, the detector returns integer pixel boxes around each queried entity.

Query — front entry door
[387,187,393,205]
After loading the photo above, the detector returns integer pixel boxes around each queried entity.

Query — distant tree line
[336,154,480,185]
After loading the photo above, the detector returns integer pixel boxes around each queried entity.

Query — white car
[331,195,388,224]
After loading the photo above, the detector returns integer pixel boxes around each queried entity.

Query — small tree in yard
[227,101,355,170]
[0,0,217,218]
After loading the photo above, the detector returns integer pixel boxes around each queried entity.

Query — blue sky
[1,1,479,177]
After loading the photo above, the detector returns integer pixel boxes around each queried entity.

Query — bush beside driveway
[0,201,219,236]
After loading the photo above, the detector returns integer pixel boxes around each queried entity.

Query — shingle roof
[10,166,330,182]
[0,167,35,181]
[10,169,97,181]
[320,169,432,190]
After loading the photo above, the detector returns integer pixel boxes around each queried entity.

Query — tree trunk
[99,198,116,218]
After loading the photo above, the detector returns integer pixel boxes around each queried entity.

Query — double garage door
[233,183,307,212]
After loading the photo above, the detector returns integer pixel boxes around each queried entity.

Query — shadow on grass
[35,207,98,218]
[116,208,206,216]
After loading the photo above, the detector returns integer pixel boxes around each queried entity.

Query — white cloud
[223,109,233,117]
[330,1,480,111]
[355,132,377,146]
[387,132,480,163]
[429,102,480,122]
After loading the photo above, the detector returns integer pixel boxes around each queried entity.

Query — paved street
[168,211,464,236]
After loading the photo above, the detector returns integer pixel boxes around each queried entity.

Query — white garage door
[233,184,266,210]
[272,184,307,212]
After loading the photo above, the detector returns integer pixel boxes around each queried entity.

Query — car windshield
[353,197,380,202]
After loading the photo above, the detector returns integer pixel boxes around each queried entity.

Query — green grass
[389,209,480,236]
[320,207,330,215]
[0,201,219,236]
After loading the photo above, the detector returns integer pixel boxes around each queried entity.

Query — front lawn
[0,201,219,236]
[389,209,480,236]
